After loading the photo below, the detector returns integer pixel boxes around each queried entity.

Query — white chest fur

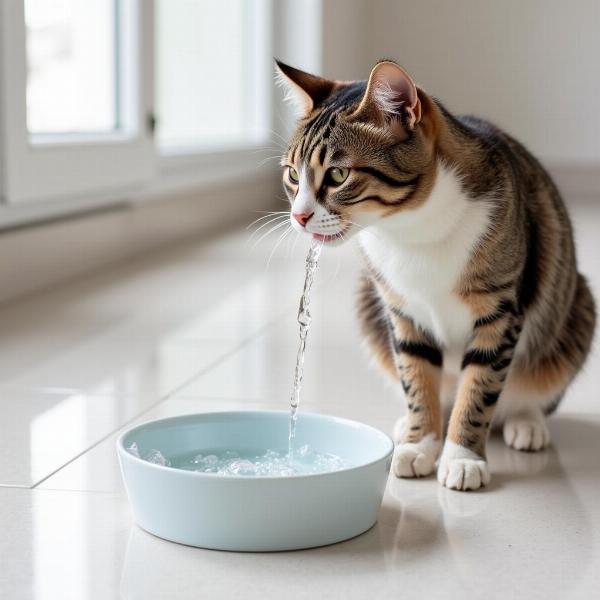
[359,163,491,372]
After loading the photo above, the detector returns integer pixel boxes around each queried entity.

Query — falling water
[288,240,323,460]
[123,240,348,477]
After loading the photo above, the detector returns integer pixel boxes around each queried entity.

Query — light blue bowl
[117,410,393,551]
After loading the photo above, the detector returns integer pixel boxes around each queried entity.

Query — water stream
[287,240,323,460]
[125,239,336,477]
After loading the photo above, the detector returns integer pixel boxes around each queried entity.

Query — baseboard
[0,172,281,305]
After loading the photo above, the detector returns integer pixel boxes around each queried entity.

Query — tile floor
[1,203,599,599]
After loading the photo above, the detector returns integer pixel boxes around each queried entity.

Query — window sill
[148,144,279,199]
[0,144,280,231]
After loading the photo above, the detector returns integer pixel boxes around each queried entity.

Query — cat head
[277,60,439,245]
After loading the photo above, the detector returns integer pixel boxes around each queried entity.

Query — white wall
[275,0,599,187]
[321,0,369,80]
[360,0,600,167]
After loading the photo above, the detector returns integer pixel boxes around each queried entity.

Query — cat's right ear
[351,61,422,139]
[275,59,335,116]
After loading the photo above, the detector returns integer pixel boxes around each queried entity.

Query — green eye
[288,166,299,184]
[328,167,350,185]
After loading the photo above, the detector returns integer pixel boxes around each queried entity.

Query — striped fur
[277,60,596,491]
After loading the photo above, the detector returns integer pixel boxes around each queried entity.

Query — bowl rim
[116,409,394,481]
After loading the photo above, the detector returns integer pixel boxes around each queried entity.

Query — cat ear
[352,61,422,135]
[275,59,336,116]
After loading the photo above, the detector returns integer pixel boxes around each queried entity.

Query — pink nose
[293,212,314,227]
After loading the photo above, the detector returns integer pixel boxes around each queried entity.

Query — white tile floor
[1,204,599,599]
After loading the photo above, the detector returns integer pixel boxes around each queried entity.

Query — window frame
[0,0,155,206]
[152,0,275,191]
[0,0,318,229]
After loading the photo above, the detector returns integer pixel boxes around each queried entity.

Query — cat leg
[493,372,557,451]
[503,410,550,451]
[439,301,523,491]
[392,415,408,443]
[498,273,596,451]
[357,275,399,381]
[389,309,443,478]
[398,372,453,443]
[496,371,571,452]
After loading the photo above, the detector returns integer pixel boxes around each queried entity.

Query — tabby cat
[276,59,596,491]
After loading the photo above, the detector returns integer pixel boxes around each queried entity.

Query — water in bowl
[127,443,347,476]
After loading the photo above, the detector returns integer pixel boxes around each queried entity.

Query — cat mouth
[312,225,350,244]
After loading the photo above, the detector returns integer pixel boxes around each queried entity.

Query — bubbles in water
[189,453,220,472]
[128,442,346,476]
[126,443,171,466]
[296,444,310,458]
[170,446,347,477]
[144,449,171,467]
[126,442,140,458]
[227,459,259,475]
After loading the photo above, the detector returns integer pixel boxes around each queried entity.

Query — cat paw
[393,434,441,478]
[503,414,550,452]
[437,442,491,491]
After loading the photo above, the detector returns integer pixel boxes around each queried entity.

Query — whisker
[268,129,289,146]
[345,219,369,232]
[284,228,294,260]
[289,229,302,259]
[328,235,343,282]
[251,218,290,250]
[250,147,283,156]
[266,225,293,271]
[250,136,286,153]
[247,215,289,244]
[286,228,304,260]
[345,219,381,241]
[258,156,286,168]
[246,211,289,230]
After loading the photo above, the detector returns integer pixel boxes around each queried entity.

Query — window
[1,0,152,206]
[156,0,270,153]
[0,0,275,214]
[26,0,119,136]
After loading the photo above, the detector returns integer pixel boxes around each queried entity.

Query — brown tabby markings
[356,89,594,460]
[447,294,522,456]
[388,307,443,443]
[278,59,596,484]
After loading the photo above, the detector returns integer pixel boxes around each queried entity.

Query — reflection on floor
[1,203,599,599]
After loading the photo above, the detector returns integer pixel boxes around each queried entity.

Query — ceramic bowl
[117,410,393,551]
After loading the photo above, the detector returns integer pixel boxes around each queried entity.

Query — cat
[276,59,596,491]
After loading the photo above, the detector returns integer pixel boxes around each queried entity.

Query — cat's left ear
[351,61,422,136]
[275,59,336,116]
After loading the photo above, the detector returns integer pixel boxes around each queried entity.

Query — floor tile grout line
[29,311,290,489]
[0,485,121,496]
[0,483,31,489]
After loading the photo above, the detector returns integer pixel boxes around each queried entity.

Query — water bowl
[117,410,393,551]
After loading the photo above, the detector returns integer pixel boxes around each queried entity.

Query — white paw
[392,416,408,443]
[393,434,441,478]
[437,441,491,491]
[503,415,550,451]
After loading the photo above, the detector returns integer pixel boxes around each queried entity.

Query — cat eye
[327,167,350,185]
[288,166,300,184]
